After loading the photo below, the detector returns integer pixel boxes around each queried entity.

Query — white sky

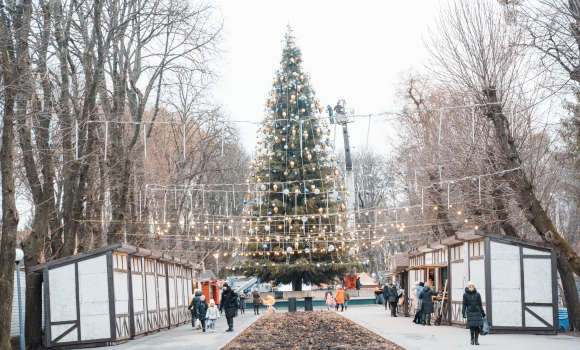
[214,0,450,153]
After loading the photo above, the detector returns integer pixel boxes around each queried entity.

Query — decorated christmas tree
[236,26,363,291]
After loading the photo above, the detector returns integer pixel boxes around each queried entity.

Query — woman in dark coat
[219,283,238,332]
[420,281,438,326]
[252,290,261,315]
[462,281,485,346]
[239,291,246,314]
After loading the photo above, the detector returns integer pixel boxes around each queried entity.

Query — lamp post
[15,248,25,350]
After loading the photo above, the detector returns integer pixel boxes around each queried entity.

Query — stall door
[144,259,159,333]
[184,267,193,323]
[176,265,185,324]
[450,259,465,325]
[112,253,130,342]
[157,262,169,330]
[167,263,179,327]
[129,256,147,338]
[488,240,557,333]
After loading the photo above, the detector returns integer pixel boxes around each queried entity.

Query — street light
[15,248,25,350]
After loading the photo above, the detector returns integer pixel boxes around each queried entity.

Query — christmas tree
[236,26,363,291]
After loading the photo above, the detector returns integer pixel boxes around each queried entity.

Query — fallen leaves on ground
[223,311,405,350]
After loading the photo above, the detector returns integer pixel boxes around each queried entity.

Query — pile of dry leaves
[223,311,405,350]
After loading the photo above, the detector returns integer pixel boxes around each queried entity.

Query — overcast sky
[214,0,450,154]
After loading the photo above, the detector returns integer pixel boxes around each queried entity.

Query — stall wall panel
[490,241,522,326]
[524,259,552,304]
[450,261,465,324]
[132,271,146,334]
[49,265,77,322]
[526,306,553,326]
[113,270,130,339]
[523,247,550,256]
[176,268,185,323]
[157,268,169,328]
[145,259,159,331]
[469,259,486,302]
[51,323,78,343]
[78,255,110,340]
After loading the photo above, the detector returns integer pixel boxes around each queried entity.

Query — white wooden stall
[444,230,558,334]
[29,243,194,349]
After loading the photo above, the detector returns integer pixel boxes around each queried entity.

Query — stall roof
[456,229,483,241]
[197,270,218,281]
[406,263,447,271]
[418,245,434,253]
[405,248,422,256]
[440,234,466,246]
[428,240,447,250]
[28,243,193,273]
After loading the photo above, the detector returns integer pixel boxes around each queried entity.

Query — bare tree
[425,0,580,331]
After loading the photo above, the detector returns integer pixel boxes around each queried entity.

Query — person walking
[411,282,422,324]
[420,281,438,326]
[252,289,261,315]
[239,291,247,314]
[206,299,220,332]
[462,281,485,346]
[356,277,361,290]
[386,281,399,317]
[197,295,209,332]
[335,286,345,312]
[343,287,350,310]
[187,289,202,329]
[219,282,238,332]
[382,283,389,310]
[326,291,336,311]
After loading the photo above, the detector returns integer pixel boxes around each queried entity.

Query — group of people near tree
[187,283,266,333]
[325,286,351,311]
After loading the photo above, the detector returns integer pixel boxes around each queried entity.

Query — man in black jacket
[385,281,399,317]
[219,283,238,332]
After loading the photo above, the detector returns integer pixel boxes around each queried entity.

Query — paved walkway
[99,312,261,350]
[341,305,580,350]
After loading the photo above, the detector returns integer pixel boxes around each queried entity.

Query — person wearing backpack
[188,290,202,329]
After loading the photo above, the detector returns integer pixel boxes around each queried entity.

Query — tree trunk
[292,277,303,292]
[0,96,20,349]
[484,87,580,331]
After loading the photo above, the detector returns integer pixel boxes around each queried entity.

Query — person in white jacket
[206,299,220,332]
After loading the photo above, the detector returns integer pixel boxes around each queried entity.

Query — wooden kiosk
[29,243,195,349]
[447,230,558,334]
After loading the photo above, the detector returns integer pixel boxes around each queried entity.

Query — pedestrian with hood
[386,280,399,317]
[197,295,209,332]
[206,299,220,332]
[420,281,438,326]
[239,291,247,314]
[219,282,238,332]
[252,289,261,315]
[343,287,350,310]
[356,276,361,290]
[187,289,203,329]
[462,281,485,346]
[415,282,424,324]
